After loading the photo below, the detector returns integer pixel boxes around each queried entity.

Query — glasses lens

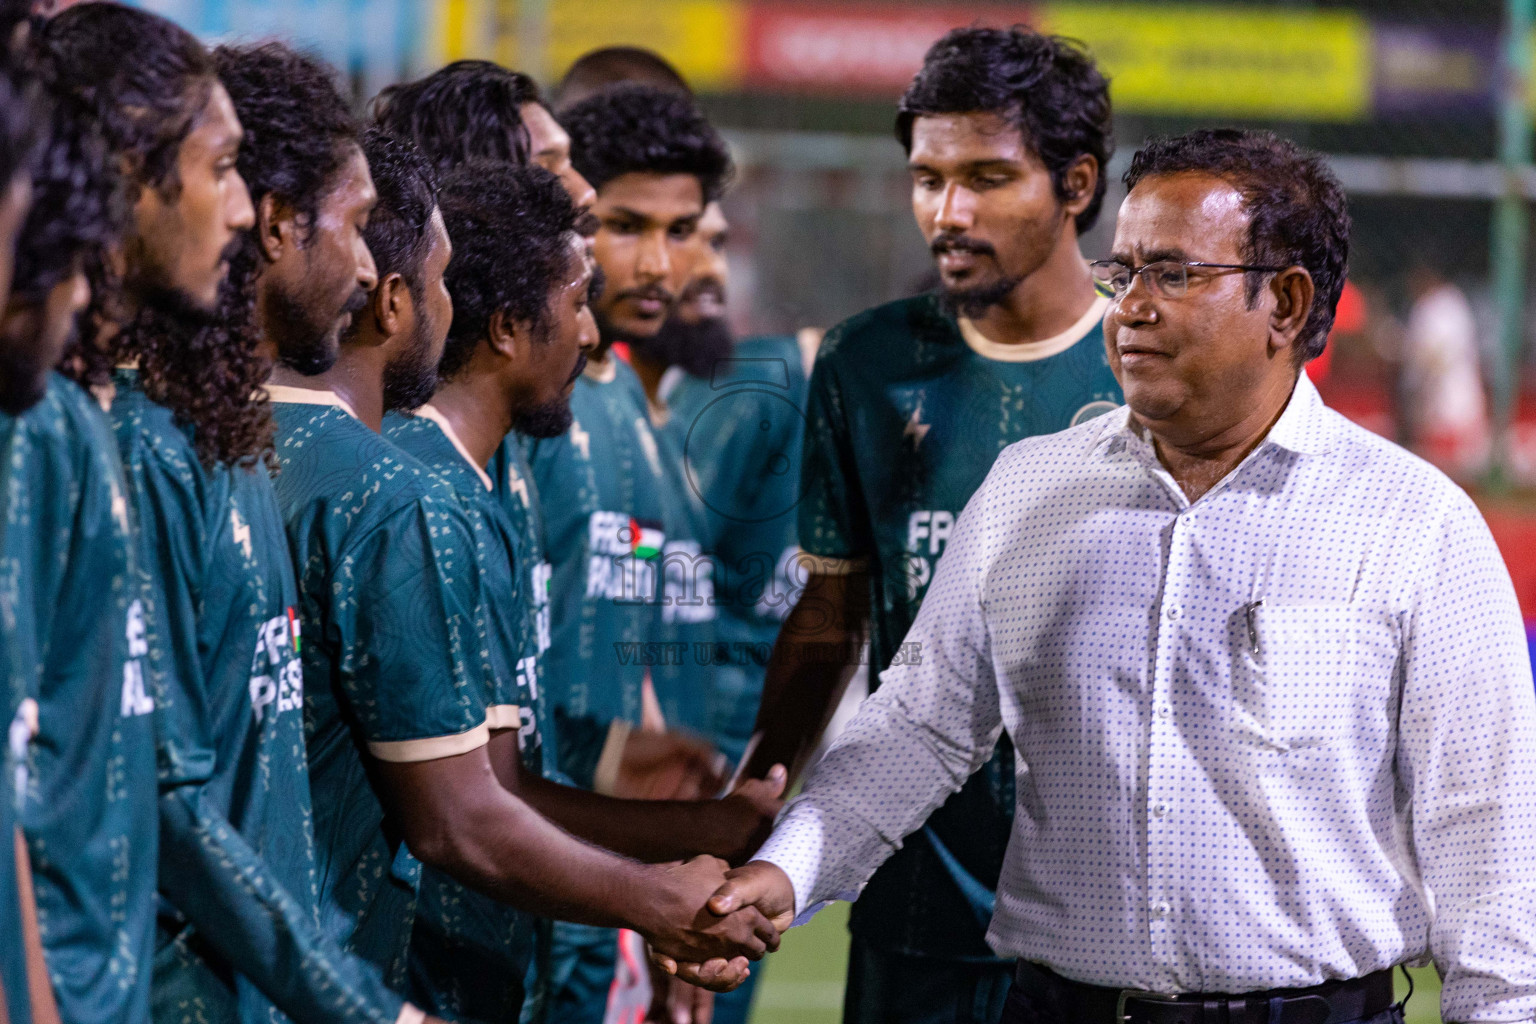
[1092,262,1131,294]
[1149,262,1188,298]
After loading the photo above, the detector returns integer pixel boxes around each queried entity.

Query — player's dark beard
[272,284,368,376]
[513,350,586,438]
[630,313,734,379]
[931,233,1022,319]
[380,319,439,413]
[514,394,574,438]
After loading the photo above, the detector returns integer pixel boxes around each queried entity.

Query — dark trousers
[843,933,1013,1024]
[1000,983,1408,1024]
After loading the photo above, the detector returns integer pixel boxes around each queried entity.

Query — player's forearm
[746,571,869,784]
[515,772,757,863]
[157,787,406,1024]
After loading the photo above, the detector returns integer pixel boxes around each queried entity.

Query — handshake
[633,856,798,993]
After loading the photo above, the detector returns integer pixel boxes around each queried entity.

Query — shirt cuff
[395,1003,426,1024]
[368,721,490,763]
[756,803,847,921]
[592,720,631,796]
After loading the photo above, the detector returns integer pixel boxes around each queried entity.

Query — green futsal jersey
[385,407,540,1024]
[270,387,488,990]
[487,438,565,782]
[801,292,1120,959]
[109,370,403,1024]
[3,374,158,1024]
[0,406,26,1024]
[524,358,669,783]
[666,337,807,762]
[650,408,717,737]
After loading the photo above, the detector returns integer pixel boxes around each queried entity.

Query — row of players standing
[0,8,1123,1024]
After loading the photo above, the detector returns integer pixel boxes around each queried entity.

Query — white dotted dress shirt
[758,375,1536,1022]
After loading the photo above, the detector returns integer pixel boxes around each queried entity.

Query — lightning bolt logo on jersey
[798,292,1122,962]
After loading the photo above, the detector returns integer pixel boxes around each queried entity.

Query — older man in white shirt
[665,128,1536,1024]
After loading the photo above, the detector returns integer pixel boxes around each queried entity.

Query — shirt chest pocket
[1234,602,1401,751]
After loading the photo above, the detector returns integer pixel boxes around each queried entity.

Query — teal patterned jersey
[269,388,488,990]
[384,407,540,1024]
[109,370,403,1024]
[650,410,717,737]
[486,438,566,784]
[2,374,158,1024]
[523,359,669,780]
[665,337,808,762]
[799,292,1120,959]
[0,406,27,1024]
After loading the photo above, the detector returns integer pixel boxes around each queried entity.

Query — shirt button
[1152,803,1168,818]
[1165,604,1183,621]
[1157,705,1171,719]
[1151,901,1170,919]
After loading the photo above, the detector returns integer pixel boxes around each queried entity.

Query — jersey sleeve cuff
[368,721,490,763]
[794,551,868,576]
[592,720,631,796]
[485,704,521,732]
[395,1003,426,1024]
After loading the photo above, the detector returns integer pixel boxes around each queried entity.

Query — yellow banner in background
[1042,4,1371,121]
[453,0,745,90]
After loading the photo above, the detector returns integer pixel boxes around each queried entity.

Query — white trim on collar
[415,403,494,492]
[584,356,618,383]
[264,384,360,420]
[959,294,1111,363]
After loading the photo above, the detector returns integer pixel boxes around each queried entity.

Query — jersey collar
[264,384,360,420]
[958,294,1110,363]
[414,403,495,491]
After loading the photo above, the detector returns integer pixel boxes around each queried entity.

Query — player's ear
[1061,155,1098,221]
[371,272,406,339]
[487,307,525,360]
[256,193,299,264]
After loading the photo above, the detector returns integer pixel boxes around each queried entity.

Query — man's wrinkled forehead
[1112,172,1249,263]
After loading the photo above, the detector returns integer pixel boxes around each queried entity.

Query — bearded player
[732,27,1121,1024]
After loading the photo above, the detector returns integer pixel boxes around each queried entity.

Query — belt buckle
[1114,988,1183,1024]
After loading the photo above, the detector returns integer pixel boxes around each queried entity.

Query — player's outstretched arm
[743,570,870,785]
[373,743,782,965]
[500,731,786,865]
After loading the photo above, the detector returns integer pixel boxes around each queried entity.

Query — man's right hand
[616,731,726,800]
[650,861,797,991]
[633,855,780,973]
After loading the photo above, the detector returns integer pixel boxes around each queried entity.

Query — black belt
[1012,960,1398,1024]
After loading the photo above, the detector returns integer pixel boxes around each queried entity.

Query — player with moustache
[263,124,781,1011]
[10,9,255,1023]
[699,27,1122,1024]
[380,153,785,1024]
[524,84,732,1024]
[369,58,726,811]
[47,27,435,1024]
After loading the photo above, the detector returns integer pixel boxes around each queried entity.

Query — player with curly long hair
[41,15,435,1024]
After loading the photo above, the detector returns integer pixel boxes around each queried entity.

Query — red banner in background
[744,3,1034,94]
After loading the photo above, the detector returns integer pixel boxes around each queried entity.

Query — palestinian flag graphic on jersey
[628,519,664,559]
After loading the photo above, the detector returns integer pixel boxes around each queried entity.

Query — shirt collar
[1092,372,1335,459]
[264,384,360,420]
[414,403,494,492]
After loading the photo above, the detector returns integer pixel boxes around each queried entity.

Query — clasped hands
[643,859,797,993]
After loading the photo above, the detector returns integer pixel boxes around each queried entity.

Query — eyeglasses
[1089,259,1289,299]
